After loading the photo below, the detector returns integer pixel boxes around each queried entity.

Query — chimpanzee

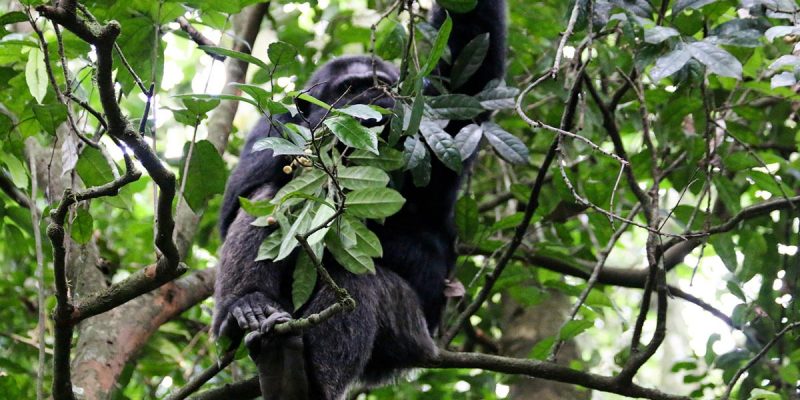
[213,1,507,398]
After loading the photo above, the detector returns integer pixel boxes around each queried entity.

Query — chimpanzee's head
[297,55,399,127]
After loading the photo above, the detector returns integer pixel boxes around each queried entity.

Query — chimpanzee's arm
[431,0,507,95]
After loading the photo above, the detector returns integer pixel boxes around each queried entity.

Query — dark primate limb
[246,332,309,400]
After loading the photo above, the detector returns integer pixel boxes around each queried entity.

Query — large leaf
[252,137,306,156]
[427,94,484,120]
[229,83,289,114]
[673,0,717,15]
[292,250,318,311]
[336,104,384,122]
[421,15,452,76]
[198,45,269,70]
[276,202,315,261]
[325,229,375,274]
[349,147,405,171]
[453,123,483,160]
[455,196,478,243]
[272,169,327,205]
[450,33,490,89]
[475,80,519,110]
[420,121,463,172]
[307,202,337,246]
[267,41,297,67]
[482,122,528,164]
[403,135,429,170]
[344,216,383,257]
[180,140,228,212]
[376,20,406,60]
[345,188,406,219]
[25,47,47,104]
[337,166,390,190]
[644,26,680,44]
[649,46,692,82]
[32,104,68,136]
[686,41,742,79]
[70,207,93,245]
[323,115,378,154]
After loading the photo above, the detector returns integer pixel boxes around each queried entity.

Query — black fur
[214,1,507,399]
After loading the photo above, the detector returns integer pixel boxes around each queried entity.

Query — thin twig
[551,0,582,77]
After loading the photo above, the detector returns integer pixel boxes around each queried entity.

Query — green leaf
[420,121,462,173]
[174,93,259,109]
[272,169,327,206]
[528,337,555,360]
[336,104,384,122]
[75,147,129,209]
[345,187,405,219]
[404,135,429,170]
[180,140,228,212]
[404,135,432,187]
[267,41,297,67]
[32,103,68,136]
[453,123,482,160]
[182,97,220,115]
[252,137,306,156]
[325,228,375,274]
[405,84,425,136]
[673,0,717,15]
[337,166,390,190]
[349,147,405,171]
[323,115,378,154]
[713,176,741,214]
[644,26,680,44]
[455,196,478,242]
[686,41,742,79]
[427,94,484,120]
[76,147,116,187]
[255,231,282,261]
[710,233,738,272]
[421,15,452,76]
[25,47,47,104]
[559,319,594,340]
[276,202,315,261]
[475,80,519,110]
[450,33,489,89]
[748,389,782,400]
[376,20,406,60]
[482,122,528,164]
[438,0,478,13]
[292,250,318,311]
[229,83,289,114]
[307,201,337,246]
[0,12,28,25]
[345,217,382,257]
[198,45,269,71]
[650,46,692,82]
[70,207,93,244]
[239,197,275,217]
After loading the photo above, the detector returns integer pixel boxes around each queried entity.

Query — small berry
[282,165,293,174]
[266,216,277,226]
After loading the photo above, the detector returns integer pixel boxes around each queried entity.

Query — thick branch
[197,350,690,400]
[0,169,31,208]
